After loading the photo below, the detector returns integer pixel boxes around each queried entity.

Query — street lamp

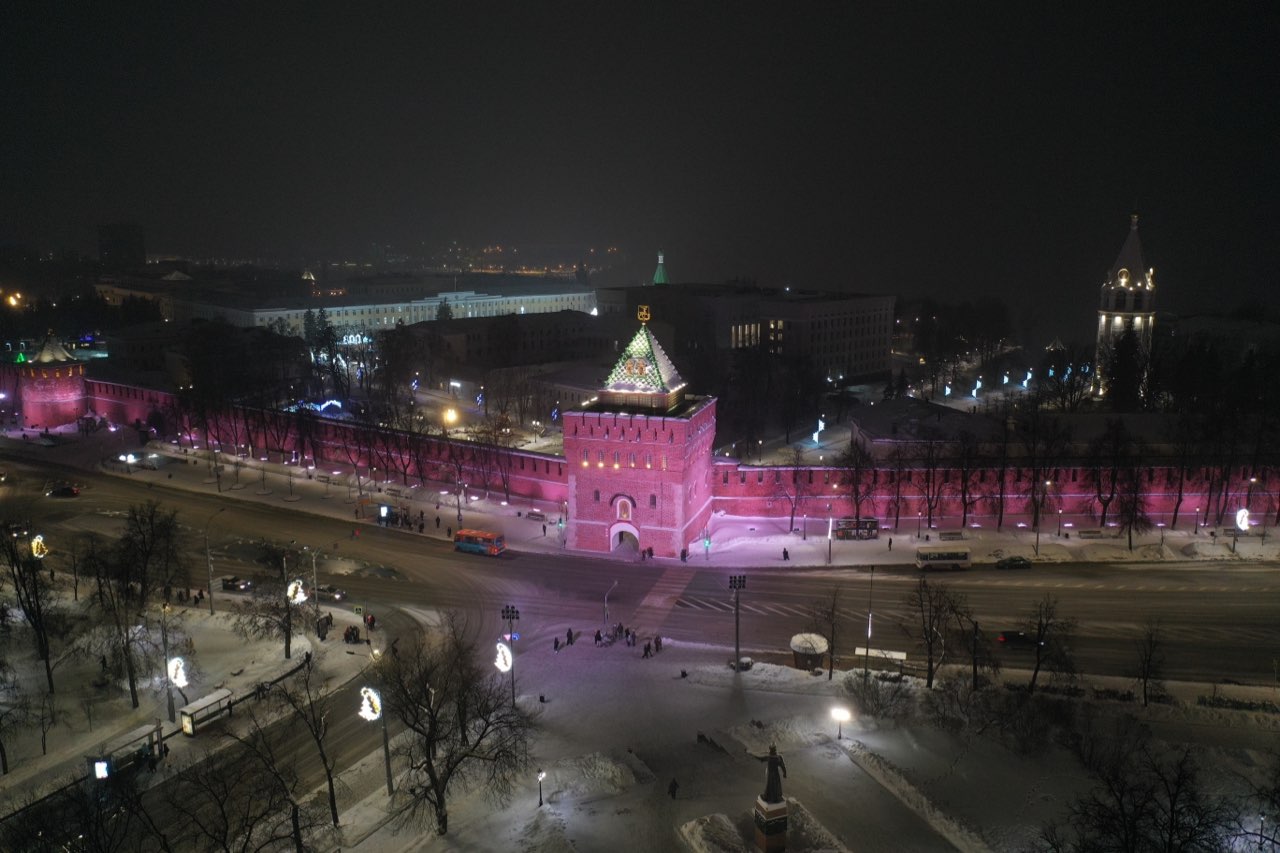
[831,706,851,740]
[1035,480,1050,557]
[538,769,546,807]
[1057,509,1063,537]
[501,605,519,705]
[802,513,807,541]
[203,506,227,615]
[729,575,746,672]
[303,545,321,623]
[1194,506,1200,536]
[358,686,394,796]
[603,580,617,626]
[864,564,875,683]
[916,510,923,538]
[827,516,833,565]
[161,603,175,723]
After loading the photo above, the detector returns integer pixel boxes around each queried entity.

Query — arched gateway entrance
[609,521,640,555]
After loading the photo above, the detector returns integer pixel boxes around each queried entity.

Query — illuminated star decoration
[30,534,48,559]
[1236,508,1250,532]
[287,579,308,605]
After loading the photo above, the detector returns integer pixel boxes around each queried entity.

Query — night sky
[3,3,1276,346]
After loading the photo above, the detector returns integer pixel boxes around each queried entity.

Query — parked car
[996,556,1032,570]
[220,576,253,592]
[997,630,1043,648]
[47,485,80,498]
[314,584,346,602]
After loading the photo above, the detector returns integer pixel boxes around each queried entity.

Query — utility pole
[729,575,746,671]
[204,506,227,615]
[502,605,519,705]
[864,565,875,683]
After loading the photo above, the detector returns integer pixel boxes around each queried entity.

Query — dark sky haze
[2,2,1276,346]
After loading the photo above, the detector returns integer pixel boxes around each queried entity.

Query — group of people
[174,588,205,605]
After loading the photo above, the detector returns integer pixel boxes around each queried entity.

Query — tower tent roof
[29,332,78,364]
[652,251,668,286]
[1107,213,1147,283]
[602,324,684,395]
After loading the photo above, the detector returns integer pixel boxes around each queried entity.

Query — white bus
[915,545,972,570]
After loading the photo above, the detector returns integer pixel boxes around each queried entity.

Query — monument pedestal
[753,796,788,852]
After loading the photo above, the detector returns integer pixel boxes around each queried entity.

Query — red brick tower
[18,333,86,429]
[561,308,716,557]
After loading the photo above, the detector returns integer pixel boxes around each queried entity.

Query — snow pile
[546,752,638,801]
[677,801,851,853]
[728,715,827,756]
[516,808,577,852]
[677,813,744,853]
[844,739,992,853]
[683,661,849,698]
[784,797,851,853]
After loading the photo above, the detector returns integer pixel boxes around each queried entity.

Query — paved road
[12,456,1277,687]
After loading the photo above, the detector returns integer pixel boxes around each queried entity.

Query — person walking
[655,635,662,653]
[436,516,441,529]
[565,628,574,646]
[888,537,893,551]
[643,641,652,659]
[553,637,560,653]
[594,629,603,647]
[668,778,679,799]
[542,523,547,537]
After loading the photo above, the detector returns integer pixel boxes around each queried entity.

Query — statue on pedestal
[762,744,787,802]
[753,743,789,852]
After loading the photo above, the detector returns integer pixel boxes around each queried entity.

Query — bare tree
[902,576,960,688]
[270,656,341,827]
[950,429,986,529]
[1025,594,1076,695]
[1042,719,1236,851]
[117,501,186,607]
[3,534,62,694]
[226,713,326,852]
[807,586,842,681]
[1115,438,1154,551]
[773,446,814,534]
[0,665,33,774]
[1132,617,1166,708]
[376,612,535,836]
[837,437,877,523]
[231,578,304,661]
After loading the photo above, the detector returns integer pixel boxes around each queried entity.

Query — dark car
[48,485,80,498]
[997,630,1043,648]
[315,584,346,602]
[220,576,253,592]
[996,556,1032,570]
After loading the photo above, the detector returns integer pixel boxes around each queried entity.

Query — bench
[939,531,965,541]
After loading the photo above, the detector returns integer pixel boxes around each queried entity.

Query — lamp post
[603,580,617,626]
[203,506,227,615]
[358,686,394,796]
[916,510,922,538]
[729,575,746,671]
[802,513,807,541]
[1057,509,1063,537]
[831,706,851,740]
[1035,480,1050,557]
[538,769,546,807]
[1194,506,1200,536]
[827,517,833,565]
[161,603,174,723]
[502,605,519,705]
[303,546,320,623]
[864,564,875,683]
